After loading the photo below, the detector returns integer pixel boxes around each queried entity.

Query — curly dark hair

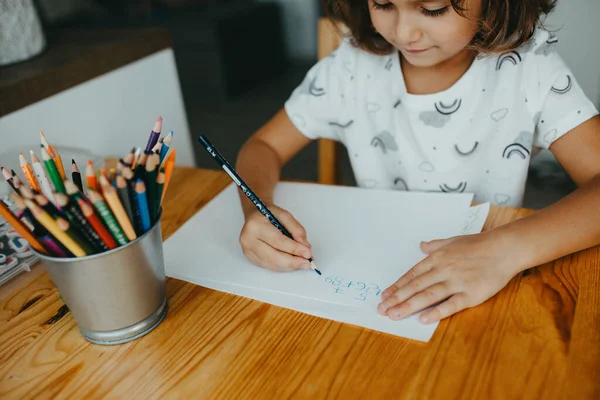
[325,0,557,55]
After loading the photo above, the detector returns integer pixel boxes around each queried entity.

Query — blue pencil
[159,131,173,163]
[134,179,151,232]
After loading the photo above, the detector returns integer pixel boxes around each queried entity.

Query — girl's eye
[420,6,449,17]
[372,1,394,11]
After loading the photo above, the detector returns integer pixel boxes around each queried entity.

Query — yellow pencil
[99,176,137,241]
[24,199,87,257]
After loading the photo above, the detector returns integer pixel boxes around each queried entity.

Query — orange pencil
[19,152,40,191]
[86,160,99,191]
[40,131,66,180]
[53,148,66,180]
[161,148,176,203]
[0,199,47,254]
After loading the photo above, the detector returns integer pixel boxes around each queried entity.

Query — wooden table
[1,167,599,399]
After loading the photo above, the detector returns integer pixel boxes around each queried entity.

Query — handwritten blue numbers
[324,277,381,302]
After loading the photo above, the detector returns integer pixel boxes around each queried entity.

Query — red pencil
[77,198,118,250]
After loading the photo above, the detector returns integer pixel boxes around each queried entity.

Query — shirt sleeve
[531,31,599,149]
[284,39,355,141]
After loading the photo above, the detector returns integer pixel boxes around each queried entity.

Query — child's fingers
[419,293,470,324]
[420,237,458,254]
[273,208,310,246]
[253,240,312,272]
[381,256,435,299]
[378,269,444,315]
[256,223,312,259]
[385,282,454,321]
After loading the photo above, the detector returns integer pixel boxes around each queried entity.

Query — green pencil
[41,147,66,194]
[88,190,129,246]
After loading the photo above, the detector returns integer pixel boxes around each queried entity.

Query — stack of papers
[164,183,489,342]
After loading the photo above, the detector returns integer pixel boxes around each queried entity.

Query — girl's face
[369,0,481,67]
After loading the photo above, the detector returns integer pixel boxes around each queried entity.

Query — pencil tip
[72,159,76,164]
[315,268,322,276]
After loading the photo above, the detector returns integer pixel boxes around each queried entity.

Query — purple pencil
[145,116,163,152]
[39,235,71,257]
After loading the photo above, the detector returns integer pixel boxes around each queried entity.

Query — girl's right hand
[239,205,313,272]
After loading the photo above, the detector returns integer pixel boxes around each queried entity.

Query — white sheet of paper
[164,183,479,341]
[460,203,491,235]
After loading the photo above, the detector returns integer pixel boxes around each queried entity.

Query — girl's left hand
[378,231,525,324]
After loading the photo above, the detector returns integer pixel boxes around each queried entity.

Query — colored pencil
[55,216,96,255]
[55,193,108,253]
[34,194,63,219]
[99,176,137,241]
[121,167,142,235]
[197,134,321,275]
[145,153,159,223]
[1,167,17,193]
[116,175,136,233]
[24,199,86,256]
[132,147,142,169]
[157,167,165,207]
[40,131,66,180]
[1,198,47,254]
[86,160,99,192]
[30,151,56,203]
[77,198,118,250]
[87,190,129,246]
[124,148,136,166]
[163,130,174,147]
[19,152,40,192]
[72,159,84,192]
[53,149,66,180]
[159,131,173,162]
[18,185,35,200]
[152,139,162,154]
[10,170,24,191]
[41,147,66,194]
[39,236,71,257]
[161,148,176,204]
[134,179,151,232]
[145,116,162,152]
[11,193,51,237]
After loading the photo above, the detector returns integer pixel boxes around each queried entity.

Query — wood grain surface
[0,167,598,399]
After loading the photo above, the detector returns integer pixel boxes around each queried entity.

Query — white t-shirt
[284,29,598,206]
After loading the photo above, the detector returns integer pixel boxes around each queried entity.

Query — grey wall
[256,0,319,62]
[546,0,600,108]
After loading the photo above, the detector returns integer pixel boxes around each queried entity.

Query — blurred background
[1,0,599,208]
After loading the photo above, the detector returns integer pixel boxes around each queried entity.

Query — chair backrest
[316,17,344,185]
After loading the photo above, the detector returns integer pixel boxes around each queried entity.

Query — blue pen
[134,179,152,232]
[197,134,321,275]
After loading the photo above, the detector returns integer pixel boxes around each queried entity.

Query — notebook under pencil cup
[0,117,176,345]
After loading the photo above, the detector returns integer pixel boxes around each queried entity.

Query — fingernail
[381,289,391,299]
[420,315,431,324]
[389,311,404,320]
[378,303,388,315]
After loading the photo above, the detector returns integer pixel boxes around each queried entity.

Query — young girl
[235,0,600,324]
